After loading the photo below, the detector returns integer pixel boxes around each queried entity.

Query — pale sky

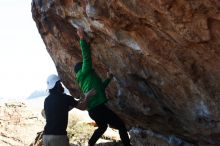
[0,0,57,99]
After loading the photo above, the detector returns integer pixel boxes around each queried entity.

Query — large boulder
[31,0,220,145]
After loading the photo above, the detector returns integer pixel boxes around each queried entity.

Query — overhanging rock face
[32,0,220,145]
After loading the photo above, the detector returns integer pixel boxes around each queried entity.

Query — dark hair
[49,81,64,94]
[74,62,83,73]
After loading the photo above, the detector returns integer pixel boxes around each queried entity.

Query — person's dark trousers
[88,104,131,146]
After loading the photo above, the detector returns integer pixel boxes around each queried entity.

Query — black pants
[88,104,131,146]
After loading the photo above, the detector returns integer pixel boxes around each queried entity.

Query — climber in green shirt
[73,28,131,146]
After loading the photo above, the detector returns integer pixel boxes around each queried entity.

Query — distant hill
[27,88,70,100]
[27,90,48,99]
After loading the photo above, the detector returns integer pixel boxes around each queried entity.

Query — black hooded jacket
[44,91,78,135]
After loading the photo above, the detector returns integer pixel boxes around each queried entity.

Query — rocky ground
[0,99,122,146]
[0,101,44,146]
[0,99,189,146]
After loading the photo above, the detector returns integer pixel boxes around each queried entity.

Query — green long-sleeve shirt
[76,39,111,111]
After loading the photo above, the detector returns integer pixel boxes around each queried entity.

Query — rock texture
[31,0,220,145]
[0,102,44,146]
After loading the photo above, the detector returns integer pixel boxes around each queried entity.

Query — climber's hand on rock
[77,27,85,39]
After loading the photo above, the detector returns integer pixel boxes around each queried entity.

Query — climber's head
[46,74,64,94]
[47,74,60,90]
